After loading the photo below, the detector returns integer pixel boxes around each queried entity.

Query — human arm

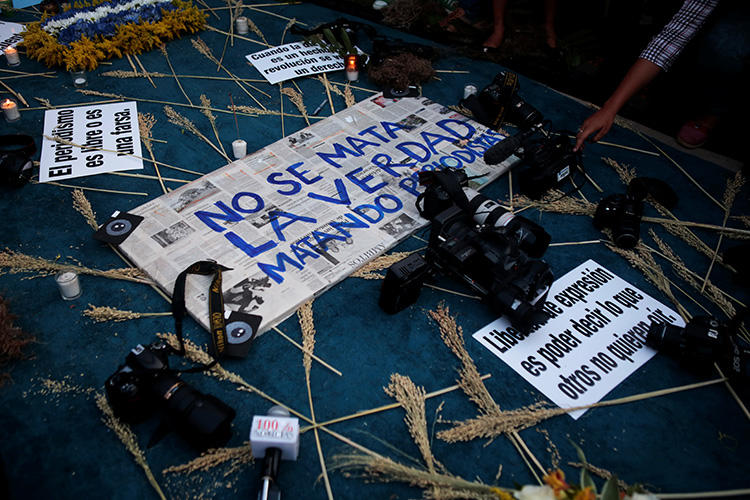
[573,0,719,151]
[574,58,661,151]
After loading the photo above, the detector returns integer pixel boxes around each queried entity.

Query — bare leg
[483,0,508,48]
[543,0,557,48]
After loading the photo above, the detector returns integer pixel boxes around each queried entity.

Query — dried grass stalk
[297,301,316,377]
[280,87,310,125]
[384,374,444,474]
[733,215,750,228]
[350,251,413,279]
[343,83,356,108]
[701,171,745,291]
[649,231,736,318]
[600,157,636,185]
[605,242,690,320]
[229,104,284,117]
[35,97,52,108]
[0,248,151,284]
[72,189,98,230]
[428,304,500,417]
[513,190,596,217]
[281,18,296,44]
[163,443,253,476]
[191,37,269,109]
[247,17,268,44]
[83,305,170,323]
[567,462,628,491]
[164,105,229,161]
[333,452,506,499]
[95,393,166,500]
[137,112,166,193]
[200,95,229,159]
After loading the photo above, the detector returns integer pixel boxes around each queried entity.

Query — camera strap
[490,72,519,130]
[172,261,232,362]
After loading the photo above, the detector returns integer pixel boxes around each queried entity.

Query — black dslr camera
[593,177,678,249]
[462,71,543,132]
[647,315,750,380]
[379,168,554,333]
[593,193,643,249]
[105,340,236,450]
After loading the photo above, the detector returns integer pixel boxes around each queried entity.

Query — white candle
[71,70,87,87]
[232,139,247,159]
[56,271,82,300]
[4,47,20,67]
[1,99,20,122]
[235,17,249,34]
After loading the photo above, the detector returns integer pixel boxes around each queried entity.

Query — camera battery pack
[379,253,430,314]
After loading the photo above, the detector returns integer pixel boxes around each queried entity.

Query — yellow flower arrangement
[21,0,206,71]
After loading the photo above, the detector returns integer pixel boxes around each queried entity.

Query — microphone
[483,127,537,165]
[250,406,300,500]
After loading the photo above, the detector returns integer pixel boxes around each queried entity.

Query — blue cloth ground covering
[1,0,748,499]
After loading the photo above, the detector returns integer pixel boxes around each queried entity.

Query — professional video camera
[647,314,750,380]
[463,72,580,200]
[379,167,554,333]
[105,340,236,450]
[593,177,678,249]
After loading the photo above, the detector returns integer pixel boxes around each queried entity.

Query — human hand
[574,107,617,151]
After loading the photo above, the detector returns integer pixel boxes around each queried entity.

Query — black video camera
[647,315,750,380]
[379,168,554,333]
[483,127,579,200]
[105,340,236,450]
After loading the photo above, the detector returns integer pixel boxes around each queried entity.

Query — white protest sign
[247,42,344,84]
[0,21,24,52]
[473,259,685,419]
[39,102,143,182]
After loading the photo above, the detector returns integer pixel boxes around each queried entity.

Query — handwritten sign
[473,259,686,419]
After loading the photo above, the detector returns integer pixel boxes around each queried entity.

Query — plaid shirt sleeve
[640,0,719,71]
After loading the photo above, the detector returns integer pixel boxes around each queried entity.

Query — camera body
[105,340,235,450]
[461,71,543,132]
[593,193,643,249]
[380,168,553,333]
[477,72,544,131]
[646,316,750,379]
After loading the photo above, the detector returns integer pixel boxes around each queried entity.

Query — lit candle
[345,54,359,82]
[4,47,20,67]
[232,139,247,159]
[1,99,20,122]
[56,271,82,300]
[71,70,87,87]
[235,16,249,34]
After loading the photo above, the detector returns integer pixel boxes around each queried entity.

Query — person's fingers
[574,124,593,151]
[592,123,611,142]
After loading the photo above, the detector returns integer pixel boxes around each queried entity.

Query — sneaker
[676,118,717,149]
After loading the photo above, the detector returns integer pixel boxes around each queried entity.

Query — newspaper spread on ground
[119,95,517,335]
